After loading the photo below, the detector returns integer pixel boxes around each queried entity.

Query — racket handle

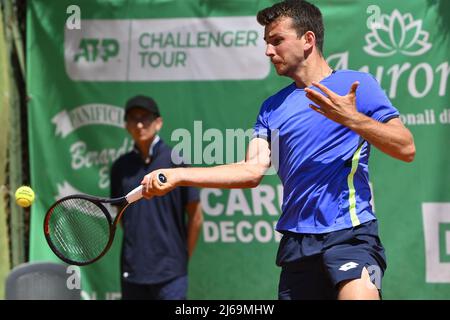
[126,174,166,203]
[157,173,167,185]
[126,185,143,203]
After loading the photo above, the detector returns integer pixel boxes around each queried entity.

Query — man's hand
[305,81,360,126]
[141,168,178,198]
[305,81,415,162]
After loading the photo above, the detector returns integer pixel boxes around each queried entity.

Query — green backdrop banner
[27,0,450,299]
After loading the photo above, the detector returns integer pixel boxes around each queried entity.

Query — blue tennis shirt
[253,70,399,234]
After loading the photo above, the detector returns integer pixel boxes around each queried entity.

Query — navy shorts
[277,219,387,300]
[121,275,188,300]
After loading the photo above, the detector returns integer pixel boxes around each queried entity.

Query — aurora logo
[364,9,432,57]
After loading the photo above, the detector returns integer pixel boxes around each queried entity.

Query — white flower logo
[364,9,432,57]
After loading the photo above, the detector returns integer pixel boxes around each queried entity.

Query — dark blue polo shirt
[110,138,200,285]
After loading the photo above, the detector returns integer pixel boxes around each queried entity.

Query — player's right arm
[141,137,271,197]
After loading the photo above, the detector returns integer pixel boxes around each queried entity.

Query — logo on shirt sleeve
[339,261,359,271]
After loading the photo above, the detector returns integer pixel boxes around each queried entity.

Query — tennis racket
[44,173,167,266]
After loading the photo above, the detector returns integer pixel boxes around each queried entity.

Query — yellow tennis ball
[15,186,35,208]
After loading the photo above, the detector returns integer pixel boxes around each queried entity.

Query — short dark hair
[257,0,324,53]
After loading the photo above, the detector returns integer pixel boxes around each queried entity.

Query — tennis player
[141,0,415,299]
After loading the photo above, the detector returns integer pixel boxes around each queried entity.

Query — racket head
[44,195,115,266]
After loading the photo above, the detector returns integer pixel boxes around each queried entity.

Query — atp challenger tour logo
[65,17,269,81]
[74,38,119,63]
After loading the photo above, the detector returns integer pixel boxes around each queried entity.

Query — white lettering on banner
[400,109,435,126]
[51,104,133,196]
[327,52,449,100]
[200,188,223,217]
[408,63,434,98]
[98,166,111,190]
[200,184,376,244]
[68,138,133,189]
[251,185,278,216]
[52,104,124,138]
[65,17,269,81]
[386,63,411,98]
[422,203,450,283]
[200,185,282,243]
[400,109,450,126]
[203,220,282,243]
[201,185,282,217]
[226,189,252,216]
[436,62,450,96]
[70,138,132,170]
[237,221,253,243]
[327,9,449,102]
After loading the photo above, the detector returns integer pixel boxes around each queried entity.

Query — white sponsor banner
[52,104,124,137]
[422,203,450,283]
[65,17,269,81]
[65,20,129,81]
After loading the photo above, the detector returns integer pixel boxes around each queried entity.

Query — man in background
[110,95,203,300]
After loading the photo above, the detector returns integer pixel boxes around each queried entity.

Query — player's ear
[155,117,163,131]
[303,31,316,52]
[125,119,132,133]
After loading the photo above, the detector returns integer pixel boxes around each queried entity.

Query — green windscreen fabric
[27,0,450,299]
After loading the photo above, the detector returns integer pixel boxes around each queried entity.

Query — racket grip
[157,173,167,185]
[125,185,143,203]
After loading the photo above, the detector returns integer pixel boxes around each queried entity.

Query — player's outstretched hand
[141,169,177,198]
[305,81,360,126]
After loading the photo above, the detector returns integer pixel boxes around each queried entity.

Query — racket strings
[47,198,111,264]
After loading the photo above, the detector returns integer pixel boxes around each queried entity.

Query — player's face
[264,17,307,77]
[125,108,162,143]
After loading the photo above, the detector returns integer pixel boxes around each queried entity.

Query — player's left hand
[305,81,360,126]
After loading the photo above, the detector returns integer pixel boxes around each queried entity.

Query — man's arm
[305,81,415,162]
[344,116,414,162]
[141,137,272,197]
[185,201,203,258]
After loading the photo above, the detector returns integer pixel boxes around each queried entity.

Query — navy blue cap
[124,95,160,119]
